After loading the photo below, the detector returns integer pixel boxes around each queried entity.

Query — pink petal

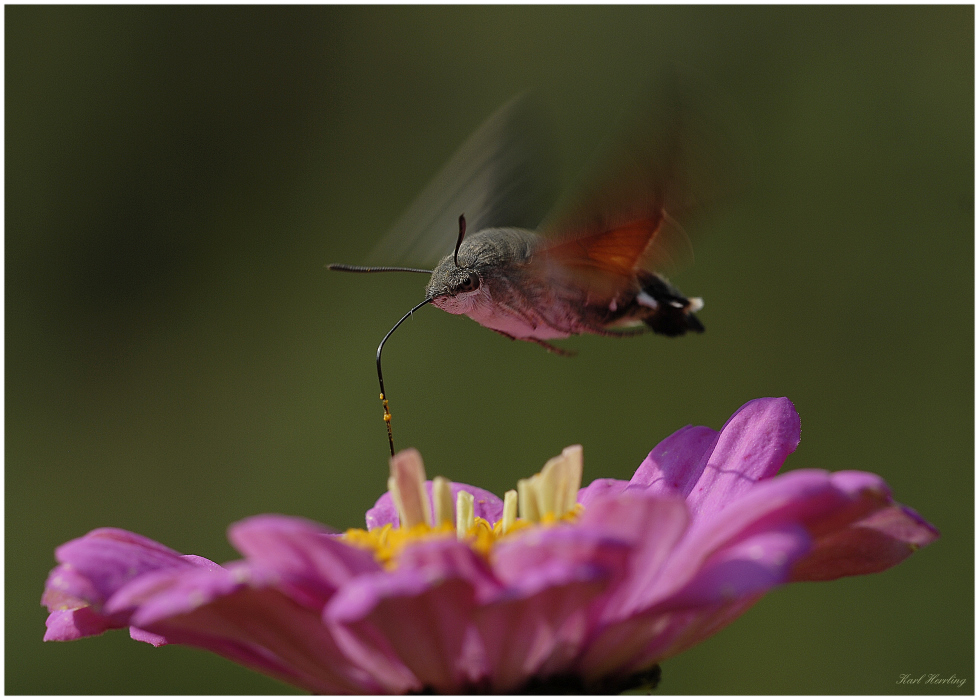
[685,397,802,519]
[397,537,501,602]
[575,525,809,680]
[576,478,630,508]
[49,527,195,609]
[144,586,384,693]
[630,425,720,496]
[654,526,811,610]
[719,469,884,538]
[633,595,764,675]
[142,621,319,687]
[107,562,265,624]
[634,467,924,617]
[474,578,608,691]
[578,594,763,681]
[42,564,101,612]
[630,470,842,611]
[228,514,381,608]
[180,555,224,570]
[112,560,385,693]
[42,528,218,641]
[577,607,688,680]
[43,608,116,641]
[329,531,624,694]
[326,538,504,692]
[574,493,690,620]
[490,524,632,596]
[484,529,634,689]
[130,626,169,646]
[326,607,422,693]
[792,503,940,581]
[328,572,477,692]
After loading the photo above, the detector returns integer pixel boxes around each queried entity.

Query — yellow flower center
[341,445,585,568]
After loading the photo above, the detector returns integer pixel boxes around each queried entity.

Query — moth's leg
[527,338,577,357]
[586,324,649,338]
[496,300,543,331]
[488,327,576,356]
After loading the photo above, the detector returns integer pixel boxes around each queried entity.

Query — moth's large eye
[457,271,480,293]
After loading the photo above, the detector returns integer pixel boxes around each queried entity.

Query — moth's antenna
[327,264,433,274]
[377,298,433,456]
[453,214,466,268]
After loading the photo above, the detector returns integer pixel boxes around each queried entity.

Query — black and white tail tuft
[637,271,705,337]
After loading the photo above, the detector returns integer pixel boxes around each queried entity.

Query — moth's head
[425,252,484,314]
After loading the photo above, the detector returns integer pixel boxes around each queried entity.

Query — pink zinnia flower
[42,397,938,693]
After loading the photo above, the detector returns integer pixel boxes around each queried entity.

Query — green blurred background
[6,5,972,694]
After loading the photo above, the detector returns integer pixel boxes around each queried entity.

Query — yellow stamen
[537,462,558,516]
[557,445,584,515]
[535,445,584,518]
[518,477,540,523]
[456,490,475,539]
[493,515,531,537]
[466,516,496,556]
[501,489,518,535]
[433,476,453,526]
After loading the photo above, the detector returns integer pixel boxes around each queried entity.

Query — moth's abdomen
[635,271,704,337]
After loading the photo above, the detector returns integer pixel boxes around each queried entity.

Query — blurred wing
[539,68,743,282]
[535,213,673,305]
[367,95,558,267]
[543,215,665,278]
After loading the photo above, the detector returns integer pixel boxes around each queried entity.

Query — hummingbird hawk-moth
[331,84,726,454]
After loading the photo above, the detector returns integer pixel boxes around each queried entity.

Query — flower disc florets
[343,446,584,567]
